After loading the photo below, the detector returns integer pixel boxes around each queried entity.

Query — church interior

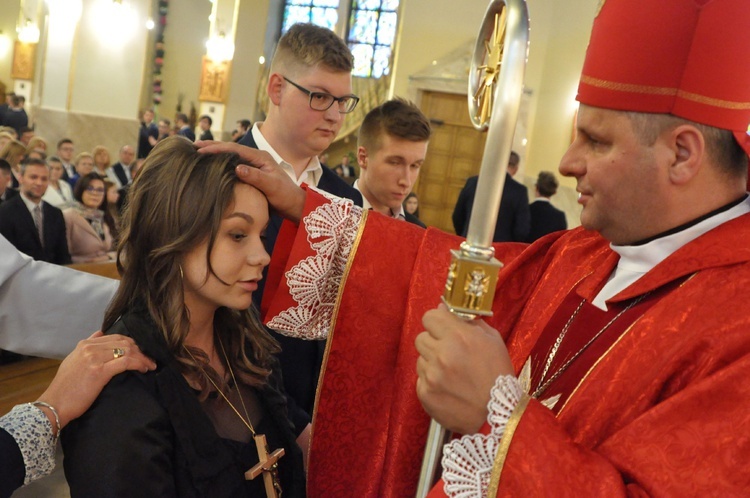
[0,0,602,495]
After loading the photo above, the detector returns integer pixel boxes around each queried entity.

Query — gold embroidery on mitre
[581,75,750,110]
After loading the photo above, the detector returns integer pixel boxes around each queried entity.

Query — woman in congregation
[103,180,121,244]
[0,139,25,189]
[403,192,420,220]
[62,137,306,497]
[63,173,116,263]
[67,152,94,187]
[42,157,75,209]
[25,136,48,158]
[91,145,111,177]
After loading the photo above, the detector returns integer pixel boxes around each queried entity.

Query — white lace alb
[441,374,523,498]
[267,187,363,339]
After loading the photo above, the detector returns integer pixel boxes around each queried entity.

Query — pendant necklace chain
[533,292,650,399]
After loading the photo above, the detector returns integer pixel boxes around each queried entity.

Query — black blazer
[178,127,196,142]
[110,162,131,187]
[0,428,24,498]
[0,188,18,205]
[528,199,567,242]
[405,211,426,228]
[0,196,71,264]
[62,308,305,498]
[452,173,531,242]
[239,131,362,424]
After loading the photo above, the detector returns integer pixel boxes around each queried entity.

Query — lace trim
[0,403,56,485]
[267,187,363,340]
[442,375,522,498]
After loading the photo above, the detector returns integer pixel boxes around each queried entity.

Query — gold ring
[113,348,125,359]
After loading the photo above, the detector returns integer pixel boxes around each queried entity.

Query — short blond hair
[271,23,353,76]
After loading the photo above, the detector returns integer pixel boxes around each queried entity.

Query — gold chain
[533,293,649,399]
[183,340,256,436]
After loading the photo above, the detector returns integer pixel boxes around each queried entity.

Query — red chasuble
[265,188,750,497]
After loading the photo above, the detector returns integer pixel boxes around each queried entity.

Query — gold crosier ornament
[184,343,285,498]
[415,0,530,496]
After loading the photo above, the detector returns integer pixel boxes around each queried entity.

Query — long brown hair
[103,136,278,394]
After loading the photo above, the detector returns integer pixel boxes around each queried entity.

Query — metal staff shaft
[415,1,529,496]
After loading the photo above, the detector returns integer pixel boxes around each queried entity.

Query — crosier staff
[415,0,529,495]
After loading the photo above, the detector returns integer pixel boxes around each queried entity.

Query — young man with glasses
[234,23,363,434]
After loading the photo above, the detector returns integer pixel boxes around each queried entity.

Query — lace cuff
[0,403,57,485]
[267,187,363,340]
[441,374,523,498]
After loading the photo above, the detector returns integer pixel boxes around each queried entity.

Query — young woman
[62,137,306,497]
[63,173,115,263]
[403,192,420,219]
[42,157,75,209]
[91,145,111,177]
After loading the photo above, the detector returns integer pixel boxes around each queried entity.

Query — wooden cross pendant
[244,433,285,498]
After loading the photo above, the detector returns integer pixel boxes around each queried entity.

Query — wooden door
[416,91,487,233]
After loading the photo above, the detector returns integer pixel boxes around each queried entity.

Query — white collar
[353,179,406,220]
[251,123,322,187]
[593,196,750,309]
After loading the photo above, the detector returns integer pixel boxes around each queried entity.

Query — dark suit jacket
[138,122,158,158]
[405,211,426,228]
[0,428,24,498]
[110,162,131,187]
[2,109,27,136]
[452,173,531,242]
[528,199,567,242]
[240,131,362,425]
[0,188,18,205]
[0,196,71,264]
[178,126,196,142]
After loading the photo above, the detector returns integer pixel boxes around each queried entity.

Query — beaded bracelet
[31,401,62,439]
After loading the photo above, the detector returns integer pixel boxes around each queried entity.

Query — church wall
[0,0,22,91]
[156,0,211,124]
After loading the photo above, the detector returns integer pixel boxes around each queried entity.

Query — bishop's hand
[196,140,305,223]
[415,305,514,434]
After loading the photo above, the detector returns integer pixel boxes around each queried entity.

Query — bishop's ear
[668,124,705,185]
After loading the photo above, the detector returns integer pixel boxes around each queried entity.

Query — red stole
[528,278,684,413]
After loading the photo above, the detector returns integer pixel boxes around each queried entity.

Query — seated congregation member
[0,139,25,189]
[0,159,17,205]
[63,173,115,263]
[67,152,94,188]
[1,331,155,498]
[91,145,111,177]
[62,137,306,497]
[42,156,75,209]
[0,158,71,265]
[25,136,48,158]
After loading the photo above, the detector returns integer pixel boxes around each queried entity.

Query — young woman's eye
[230,232,247,242]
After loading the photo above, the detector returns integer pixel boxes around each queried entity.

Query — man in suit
[0,158,71,265]
[235,23,363,425]
[56,139,76,181]
[175,113,195,142]
[108,145,135,189]
[3,96,28,137]
[137,109,159,159]
[452,151,531,242]
[337,155,356,178]
[528,170,567,242]
[354,98,430,228]
[0,160,18,205]
[198,115,214,141]
[232,119,251,143]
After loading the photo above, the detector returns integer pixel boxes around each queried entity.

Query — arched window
[279,0,400,79]
[347,0,400,78]
[282,0,340,33]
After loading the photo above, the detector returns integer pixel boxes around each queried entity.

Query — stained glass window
[347,0,400,78]
[282,0,340,34]
[279,0,400,79]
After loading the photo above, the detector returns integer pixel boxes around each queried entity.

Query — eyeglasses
[283,77,360,114]
[85,186,105,194]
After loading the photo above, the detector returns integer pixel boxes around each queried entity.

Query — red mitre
[577,0,750,159]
